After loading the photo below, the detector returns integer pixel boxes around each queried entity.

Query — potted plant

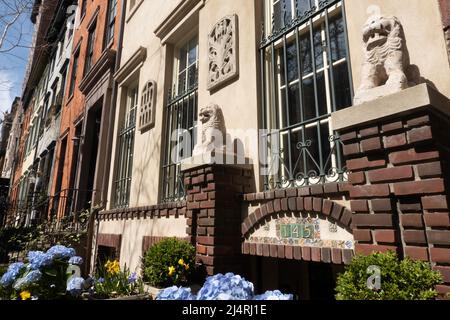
[141,238,197,298]
[88,260,148,300]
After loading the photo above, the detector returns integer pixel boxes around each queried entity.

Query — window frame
[84,21,97,76]
[112,81,139,209]
[260,0,353,190]
[161,35,199,203]
[104,0,118,48]
[68,48,80,98]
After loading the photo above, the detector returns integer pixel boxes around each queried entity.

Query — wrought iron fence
[3,189,96,228]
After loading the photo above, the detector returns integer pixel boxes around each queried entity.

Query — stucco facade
[92,0,450,299]
[2,0,450,300]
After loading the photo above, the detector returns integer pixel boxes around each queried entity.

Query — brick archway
[241,197,355,265]
[242,197,353,237]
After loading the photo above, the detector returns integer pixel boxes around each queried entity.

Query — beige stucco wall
[107,0,181,209]
[98,216,188,273]
[105,0,450,208]
[198,0,262,189]
[345,0,450,99]
[107,0,263,210]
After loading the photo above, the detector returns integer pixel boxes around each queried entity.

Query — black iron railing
[4,189,97,228]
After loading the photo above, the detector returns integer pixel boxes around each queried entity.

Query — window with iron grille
[161,36,198,202]
[113,83,139,208]
[84,21,96,76]
[260,0,353,190]
[105,0,117,47]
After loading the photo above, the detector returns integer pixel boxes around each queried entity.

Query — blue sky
[0,1,34,115]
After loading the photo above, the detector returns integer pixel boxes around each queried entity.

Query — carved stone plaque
[139,80,156,132]
[207,15,239,91]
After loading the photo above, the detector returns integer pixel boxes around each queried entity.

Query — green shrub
[142,238,195,288]
[335,251,443,300]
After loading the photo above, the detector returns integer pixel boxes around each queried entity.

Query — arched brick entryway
[241,197,355,265]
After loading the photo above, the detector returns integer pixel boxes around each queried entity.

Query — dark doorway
[77,102,102,212]
[249,256,344,300]
[96,245,117,267]
[53,136,67,219]
[309,262,336,300]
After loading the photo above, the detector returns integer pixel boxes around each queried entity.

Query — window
[113,83,139,208]
[84,23,96,75]
[161,36,198,202]
[261,0,352,190]
[80,0,87,19]
[69,49,79,97]
[105,0,118,47]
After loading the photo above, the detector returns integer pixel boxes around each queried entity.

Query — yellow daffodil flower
[184,263,189,270]
[20,291,31,301]
[105,260,120,275]
[178,258,185,266]
[168,266,176,276]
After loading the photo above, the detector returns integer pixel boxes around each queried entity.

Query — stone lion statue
[193,103,227,155]
[354,14,418,104]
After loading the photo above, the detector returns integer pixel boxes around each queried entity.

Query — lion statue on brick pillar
[193,103,227,155]
[354,14,419,104]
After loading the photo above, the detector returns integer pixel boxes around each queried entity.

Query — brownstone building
[50,0,123,218]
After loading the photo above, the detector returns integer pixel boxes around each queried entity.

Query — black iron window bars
[260,0,353,190]
[162,37,198,203]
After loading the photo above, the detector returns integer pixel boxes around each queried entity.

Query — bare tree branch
[0,0,34,53]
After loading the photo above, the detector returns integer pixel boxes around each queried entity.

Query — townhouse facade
[93,0,450,300]
[1,98,23,181]
[49,0,123,221]
[1,0,450,300]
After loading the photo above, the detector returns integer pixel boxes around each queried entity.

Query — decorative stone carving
[354,14,419,105]
[139,80,156,132]
[207,15,239,91]
[193,104,226,155]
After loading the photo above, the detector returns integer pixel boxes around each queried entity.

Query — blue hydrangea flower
[28,251,53,270]
[68,256,84,266]
[47,245,76,259]
[0,262,25,287]
[13,270,42,290]
[156,286,196,300]
[128,272,138,284]
[253,290,293,300]
[67,277,85,297]
[197,273,254,300]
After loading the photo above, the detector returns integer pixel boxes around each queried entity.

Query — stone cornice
[79,49,116,94]
[331,84,450,131]
[154,0,205,44]
[114,46,147,84]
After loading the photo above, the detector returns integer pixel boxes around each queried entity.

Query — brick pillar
[183,164,253,276]
[332,85,450,294]
[333,85,450,298]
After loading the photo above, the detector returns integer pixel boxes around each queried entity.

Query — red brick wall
[50,0,123,214]
[341,110,450,299]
